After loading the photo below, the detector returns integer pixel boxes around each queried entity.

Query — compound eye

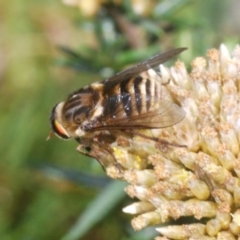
[52,120,70,139]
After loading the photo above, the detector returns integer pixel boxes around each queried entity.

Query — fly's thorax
[61,84,105,137]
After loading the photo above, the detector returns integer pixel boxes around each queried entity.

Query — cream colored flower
[62,0,122,16]
[62,0,154,16]
[106,44,240,239]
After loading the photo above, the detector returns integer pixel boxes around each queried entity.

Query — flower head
[105,44,240,239]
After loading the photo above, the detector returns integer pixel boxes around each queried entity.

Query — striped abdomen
[101,73,162,120]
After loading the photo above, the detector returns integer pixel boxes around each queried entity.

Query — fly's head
[50,102,82,140]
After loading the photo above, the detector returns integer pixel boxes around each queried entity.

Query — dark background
[1,1,240,239]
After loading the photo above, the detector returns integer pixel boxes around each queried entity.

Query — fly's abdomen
[102,72,162,120]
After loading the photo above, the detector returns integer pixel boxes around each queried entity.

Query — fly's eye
[52,120,70,139]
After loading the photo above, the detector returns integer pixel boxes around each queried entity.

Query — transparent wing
[88,99,185,131]
[103,48,187,92]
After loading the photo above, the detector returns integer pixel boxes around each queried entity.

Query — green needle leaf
[62,181,127,240]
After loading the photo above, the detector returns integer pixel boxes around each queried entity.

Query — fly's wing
[83,48,186,132]
[103,48,187,92]
[88,98,185,131]
[114,100,185,129]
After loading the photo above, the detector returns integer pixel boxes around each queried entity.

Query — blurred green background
[1,0,240,239]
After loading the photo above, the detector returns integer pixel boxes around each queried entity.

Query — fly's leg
[76,142,123,173]
[76,144,95,159]
[93,139,123,173]
[76,144,106,171]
